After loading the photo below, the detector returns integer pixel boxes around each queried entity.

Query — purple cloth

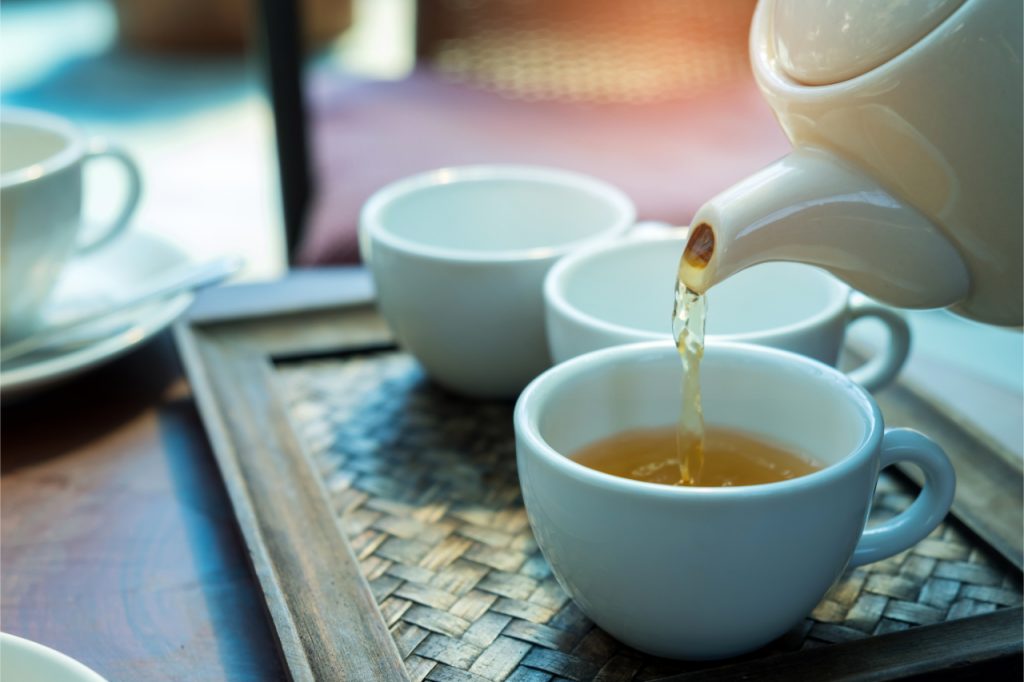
[299,68,789,264]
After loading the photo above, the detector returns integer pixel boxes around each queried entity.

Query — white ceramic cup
[1,107,142,341]
[360,165,635,398]
[515,340,955,660]
[545,234,911,391]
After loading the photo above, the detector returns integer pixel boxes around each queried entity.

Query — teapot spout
[679,150,970,309]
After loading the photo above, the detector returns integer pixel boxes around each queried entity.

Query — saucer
[0,231,193,400]
[0,633,108,681]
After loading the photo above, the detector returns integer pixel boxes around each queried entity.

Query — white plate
[0,231,193,400]
[0,633,108,682]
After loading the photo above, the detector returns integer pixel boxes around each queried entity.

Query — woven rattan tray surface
[278,351,1021,681]
[175,273,1024,681]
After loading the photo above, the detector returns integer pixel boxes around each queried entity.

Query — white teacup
[515,341,955,659]
[360,165,635,398]
[545,234,911,391]
[1,107,142,341]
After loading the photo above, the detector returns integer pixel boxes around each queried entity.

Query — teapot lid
[771,0,964,85]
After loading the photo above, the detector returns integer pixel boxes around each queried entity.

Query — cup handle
[76,138,143,253]
[850,428,956,568]
[844,295,911,392]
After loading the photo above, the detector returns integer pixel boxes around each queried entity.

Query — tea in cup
[544,234,911,391]
[514,341,955,659]
[1,107,142,341]
[360,165,634,398]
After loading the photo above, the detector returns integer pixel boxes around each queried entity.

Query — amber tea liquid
[571,426,822,487]
[570,250,826,487]
[671,275,707,485]
[602,224,820,487]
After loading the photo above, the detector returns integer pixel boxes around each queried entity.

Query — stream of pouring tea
[671,277,707,486]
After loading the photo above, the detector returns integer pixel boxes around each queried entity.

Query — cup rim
[360,165,636,264]
[0,107,85,190]
[515,340,883,498]
[544,234,851,342]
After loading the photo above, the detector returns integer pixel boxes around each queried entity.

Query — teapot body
[750,0,1021,325]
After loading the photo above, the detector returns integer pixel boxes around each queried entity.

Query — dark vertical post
[256,0,311,264]
[415,0,454,61]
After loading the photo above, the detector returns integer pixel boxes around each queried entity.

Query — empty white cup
[544,234,911,391]
[360,165,635,398]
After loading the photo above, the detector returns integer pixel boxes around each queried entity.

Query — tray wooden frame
[175,270,1023,682]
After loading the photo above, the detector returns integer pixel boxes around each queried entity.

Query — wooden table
[1,270,370,680]
[1,321,297,679]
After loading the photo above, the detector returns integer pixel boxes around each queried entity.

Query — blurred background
[1,0,1020,454]
[3,0,787,276]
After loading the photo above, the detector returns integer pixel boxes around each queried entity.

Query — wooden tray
[175,270,1023,681]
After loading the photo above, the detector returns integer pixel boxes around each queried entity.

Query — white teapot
[679,0,1022,326]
